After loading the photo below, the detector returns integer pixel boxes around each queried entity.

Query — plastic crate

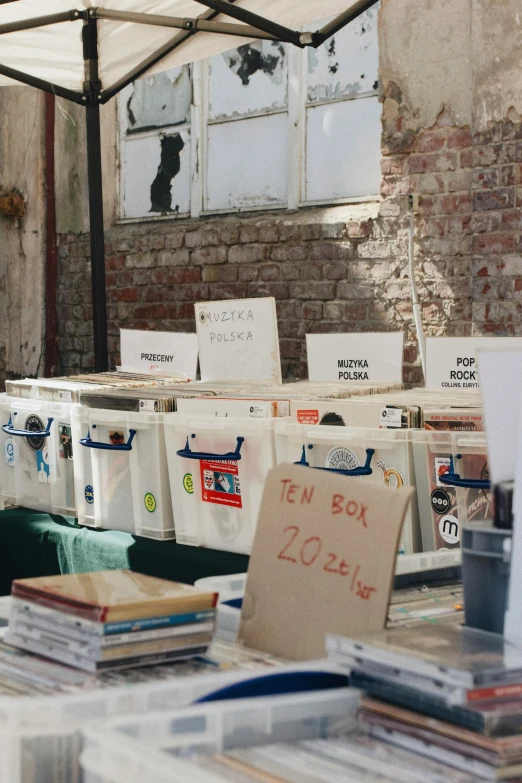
[165,415,278,554]
[0,396,76,515]
[71,406,174,539]
[274,421,421,555]
[80,688,359,783]
[412,430,490,552]
[0,645,344,783]
[462,523,511,634]
[195,574,247,643]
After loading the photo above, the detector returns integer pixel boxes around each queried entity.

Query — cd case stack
[328,624,522,779]
[5,570,217,673]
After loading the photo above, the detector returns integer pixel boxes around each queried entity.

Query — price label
[239,463,413,660]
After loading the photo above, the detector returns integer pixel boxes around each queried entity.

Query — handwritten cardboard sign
[120,329,198,378]
[426,337,522,390]
[306,333,404,383]
[239,463,413,660]
[194,297,282,383]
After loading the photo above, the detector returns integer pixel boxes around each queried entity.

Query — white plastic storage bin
[0,395,76,515]
[412,429,490,552]
[71,406,174,539]
[0,651,343,783]
[275,421,421,555]
[80,688,359,783]
[195,574,247,643]
[165,415,278,554]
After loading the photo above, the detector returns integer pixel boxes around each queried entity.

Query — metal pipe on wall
[44,93,59,377]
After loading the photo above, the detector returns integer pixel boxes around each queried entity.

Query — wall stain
[150,134,185,214]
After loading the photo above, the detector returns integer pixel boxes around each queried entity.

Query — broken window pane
[206,114,288,211]
[305,96,381,201]
[209,40,288,120]
[307,5,379,103]
[122,130,191,219]
[125,66,192,134]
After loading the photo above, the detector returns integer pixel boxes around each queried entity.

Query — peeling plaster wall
[55,98,118,234]
[379,0,473,131]
[380,0,522,132]
[0,87,46,384]
[472,0,522,129]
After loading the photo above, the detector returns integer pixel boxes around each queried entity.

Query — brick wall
[56,83,522,383]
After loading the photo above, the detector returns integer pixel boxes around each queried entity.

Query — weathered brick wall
[58,204,408,380]
[56,82,522,384]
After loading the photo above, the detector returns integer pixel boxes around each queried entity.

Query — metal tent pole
[83,14,109,372]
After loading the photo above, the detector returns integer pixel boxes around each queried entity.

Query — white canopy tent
[0,0,379,370]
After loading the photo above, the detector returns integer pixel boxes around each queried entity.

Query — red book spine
[467,683,522,702]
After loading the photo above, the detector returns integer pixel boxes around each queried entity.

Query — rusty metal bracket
[0,192,25,219]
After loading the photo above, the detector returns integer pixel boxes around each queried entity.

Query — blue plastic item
[80,427,136,451]
[295,445,374,477]
[439,454,491,490]
[1,415,54,438]
[177,435,245,461]
[196,671,349,703]
[222,597,243,609]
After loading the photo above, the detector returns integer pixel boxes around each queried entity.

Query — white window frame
[118,32,381,224]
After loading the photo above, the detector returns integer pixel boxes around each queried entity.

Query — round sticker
[4,438,15,468]
[183,473,194,494]
[25,414,45,452]
[439,514,460,544]
[431,488,451,516]
[325,447,360,473]
[144,492,157,513]
[85,485,94,505]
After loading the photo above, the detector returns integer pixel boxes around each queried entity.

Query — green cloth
[0,508,249,595]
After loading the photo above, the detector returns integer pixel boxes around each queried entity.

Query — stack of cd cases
[328,624,522,779]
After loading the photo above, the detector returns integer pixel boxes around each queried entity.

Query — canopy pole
[83,14,109,373]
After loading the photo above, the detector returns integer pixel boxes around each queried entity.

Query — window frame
[117,23,381,224]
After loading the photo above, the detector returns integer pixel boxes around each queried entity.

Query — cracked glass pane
[307,4,379,104]
[209,40,288,120]
[125,66,191,134]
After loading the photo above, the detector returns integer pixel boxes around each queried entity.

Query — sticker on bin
[297,410,320,425]
[36,447,50,483]
[200,460,242,508]
[4,438,15,467]
[380,407,402,428]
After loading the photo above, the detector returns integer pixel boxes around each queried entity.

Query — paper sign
[239,463,413,660]
[478,349,522,485]
[120,329,198,379]
[426,337,522,390]
[504,383,522,646]
[306,333,404,383]
[195,298,281,383]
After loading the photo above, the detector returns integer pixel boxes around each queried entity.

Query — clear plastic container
[80,688,359,783]
[196,574,247,643]
[412,430,490,552]
[274,422,421,555]
[71,406,174,539]
[0,395,76,515]
[0,654,343,783]
[165,415,278,554]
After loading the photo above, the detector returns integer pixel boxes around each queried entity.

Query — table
[0,508,249,595]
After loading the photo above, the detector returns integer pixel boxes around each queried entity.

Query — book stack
[5,570,218,673]
[328,624,522,780]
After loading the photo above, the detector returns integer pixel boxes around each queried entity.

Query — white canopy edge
[0,0,368,93]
